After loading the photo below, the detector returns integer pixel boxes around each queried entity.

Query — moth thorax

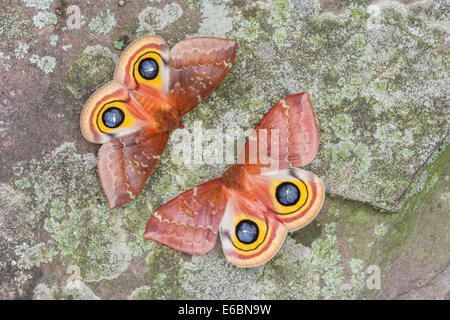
[221,165,253,195]
[132,91,181,131]
[153,106,181,132]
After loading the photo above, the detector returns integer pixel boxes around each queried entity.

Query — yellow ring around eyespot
[96,101,135,134]
[271,180,309,215]
[232,215,269,253]
[133,51,163,89]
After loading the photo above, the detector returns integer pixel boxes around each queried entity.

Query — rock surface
[0,0,448,300]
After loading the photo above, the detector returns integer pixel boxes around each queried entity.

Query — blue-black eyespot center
[275,182,300,206]
[235,220,259,244]
[138,58,159,80]
[102,107,125,128]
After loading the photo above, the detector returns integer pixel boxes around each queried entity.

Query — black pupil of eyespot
[275,182,300,206]
[235,220,259,244]
[102,107,124,128]
[138,58,159,80]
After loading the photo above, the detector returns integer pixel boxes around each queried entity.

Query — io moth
[144,93,325,267]
[80,36,237,209]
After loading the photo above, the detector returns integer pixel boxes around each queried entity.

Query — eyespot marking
[235,220,259,244]
[102,107,125,128]
[275,182,300,206]
[138,58,159,80]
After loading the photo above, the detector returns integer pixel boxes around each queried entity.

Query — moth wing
[114,36,237,117]
[238,92,319,170]
[250,168,325,231]
[80,81,153,144]
[219,194,288,267]
[144,178,228,254]
[98,129,169,209]
[168,37,237,115]
[114,36,170,104]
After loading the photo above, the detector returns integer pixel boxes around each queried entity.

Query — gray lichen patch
[33,277,100,300]
[10,143,135,283]
[0,183,41,299]
[180,246,267,299]
[64,46,117,101]
[143,245,190,299]
[0,8,34,43]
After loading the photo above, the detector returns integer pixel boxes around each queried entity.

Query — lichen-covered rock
[0,0,448,300]
[64,46,117,101]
